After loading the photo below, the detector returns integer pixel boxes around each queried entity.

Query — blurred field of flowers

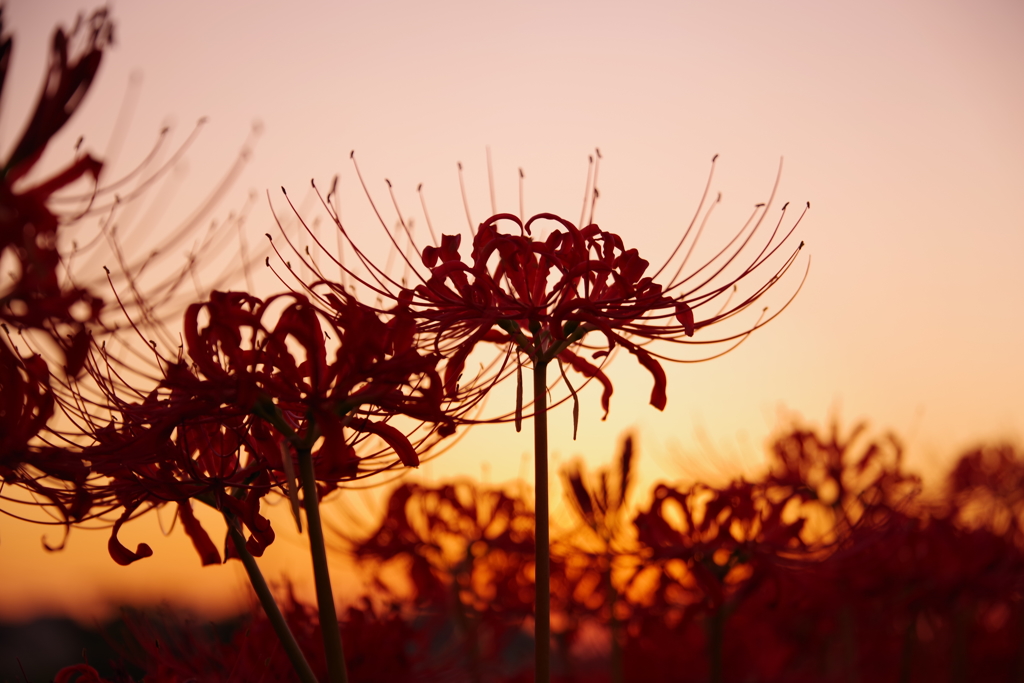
[9,423,1024,682]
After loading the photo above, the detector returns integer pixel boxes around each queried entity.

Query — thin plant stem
[533,359,551,683]
[298,446,349,683]
[224,517,318,683]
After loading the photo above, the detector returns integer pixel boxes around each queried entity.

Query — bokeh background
[1,0,1022,623]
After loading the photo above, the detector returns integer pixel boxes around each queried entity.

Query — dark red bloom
[0,8,111,374]
[277,154,807,425]
[79,289,456,565]
[412,197,805,418]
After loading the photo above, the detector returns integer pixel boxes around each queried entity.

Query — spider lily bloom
[83,289,448,558]
[350,480,546,682]
[414,199,807,421]
[0,9,257,544]
[0,11,108,528]
[80,288,451,682]
[0,8,111,373]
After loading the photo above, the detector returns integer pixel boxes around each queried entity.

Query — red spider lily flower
[79,289,455,566]
[0,9,111,374]
[0,8,240,533]
[414,200,806,420]
[348,479,558,680]
[276,153,806,426]
[350,481,537,611]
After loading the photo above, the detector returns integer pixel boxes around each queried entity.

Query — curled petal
[177,501,222,566]
[675,301,695,337]
[634,346,668,411]
[353,419,420,468]
[219,492,275,557]
[442,327,492,396]
[108,504,153,566]
[558,347,613,419]
[611,336,667,411]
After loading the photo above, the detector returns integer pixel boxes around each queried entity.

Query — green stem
[298,447,349,683]
[225,518,318,683]
[533,360,551,683]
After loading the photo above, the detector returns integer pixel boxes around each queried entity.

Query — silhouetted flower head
[277,153,807,425]
[77,289,457,565]
[0,8,112,372]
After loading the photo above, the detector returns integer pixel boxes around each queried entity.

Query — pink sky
[1,0,1022,620]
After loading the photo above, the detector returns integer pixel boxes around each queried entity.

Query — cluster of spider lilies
[1,10,817,683]
[47,429,1024,683]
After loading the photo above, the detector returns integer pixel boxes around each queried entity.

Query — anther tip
[712,153,719,162]
[385,178,392,188]
[806,201,811,209]
[417,183,423,191]
[281,186,287,195]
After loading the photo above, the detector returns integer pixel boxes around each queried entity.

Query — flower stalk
[298,445,349,683]
[225,515,318,683]
[532,359,551,683]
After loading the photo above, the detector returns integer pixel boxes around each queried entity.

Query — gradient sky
[2,0,1022,621]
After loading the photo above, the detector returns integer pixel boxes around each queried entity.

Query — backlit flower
[0,8,111,372]
[278,153,807,424]
[78,289,455,565]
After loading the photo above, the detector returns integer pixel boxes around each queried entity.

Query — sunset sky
[1,0,1022,621]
